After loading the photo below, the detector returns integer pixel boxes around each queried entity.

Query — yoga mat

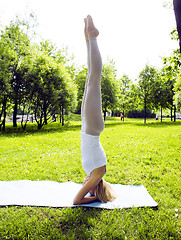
[0,180,158,209]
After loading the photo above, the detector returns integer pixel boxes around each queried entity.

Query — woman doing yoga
[73,15,116,205]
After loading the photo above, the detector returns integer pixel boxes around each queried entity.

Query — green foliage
[174,74,181,108]
[0,18,77,131]
[138,65,159,107]
[0,20,32,129]
[0,119,180,239]
[163,48,181,109]
[101,59,118,119]
[170,28,179,41]
[40,40,77,80]
[118,75,139,113]
[138,65,161,122]
[74,66,87,113]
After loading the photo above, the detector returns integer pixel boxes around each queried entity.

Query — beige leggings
[81,38,104,136]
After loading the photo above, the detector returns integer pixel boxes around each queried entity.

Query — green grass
[0,117,181,239]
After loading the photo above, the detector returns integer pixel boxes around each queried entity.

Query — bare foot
[87,15,99,38]
[84,18,89,42]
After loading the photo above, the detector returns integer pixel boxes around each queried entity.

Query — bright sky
[0,0,178,79]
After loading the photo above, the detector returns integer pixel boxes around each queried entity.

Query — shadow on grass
[1,206,102,239]
[1,119,181,137]
[105,119,181,129]
[130,120,181,128]
[57,207,102,238]
[0,122,82,137]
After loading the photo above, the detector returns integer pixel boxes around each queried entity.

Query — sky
[0,0,178,79]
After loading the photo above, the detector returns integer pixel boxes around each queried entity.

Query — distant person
[156,114,159,120]
[73,15,116,205]
[120,113,123,121]
[173,0,181,52]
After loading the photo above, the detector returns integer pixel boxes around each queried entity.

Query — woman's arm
[73,174,100,205]
[83,175,90,185]
[74,195,98,205]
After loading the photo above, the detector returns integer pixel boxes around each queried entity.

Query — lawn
[0,117,180,239]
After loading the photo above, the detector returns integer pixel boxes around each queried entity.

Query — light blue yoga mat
[0,180,158,209]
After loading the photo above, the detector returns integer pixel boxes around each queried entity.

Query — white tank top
[81,132,107,176]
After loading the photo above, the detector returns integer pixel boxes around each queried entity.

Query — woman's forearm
[73,195,98,205]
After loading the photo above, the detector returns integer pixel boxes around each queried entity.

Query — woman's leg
[81,19,90,132]
[82,15,104,136]
[173,0,181,52]
[81,20,90,120]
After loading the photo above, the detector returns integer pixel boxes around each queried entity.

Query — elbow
[73,198,80,205]
[73,200,79,205]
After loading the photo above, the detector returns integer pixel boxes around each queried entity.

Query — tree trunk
[174,105,176,122]
[34,110,44,130]
[0,97,5,131]
[0,104,3,122]
[161,107,163,122]
[2,108,6,132]
[43,103,47,125]
[37,114,44,129]
[60,106,62,123]
[123,109,125,122]
[171,107,173,121]
[103,109,106,121]
[144,100,147,123]
[21,108,28,130]
[21,107,25,130]
[61,107,64,126]
[13,99,18,127]
[2,97,7,132]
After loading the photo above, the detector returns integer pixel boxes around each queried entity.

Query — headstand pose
[73,15,116,205]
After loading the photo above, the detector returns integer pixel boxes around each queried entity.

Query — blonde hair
[95,179,117,203]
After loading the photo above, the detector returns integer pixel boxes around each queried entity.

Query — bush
[126,109,156,118]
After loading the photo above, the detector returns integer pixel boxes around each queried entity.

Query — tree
[40,40,77,81]
[101,60,118,120]
[38,40,78,126]
[0,14,78,131]
[30,53,57,129]
[162,50,180,121]
[118,75,139,121]
[0,41,13,131]
[54,66,77,126]
[150,70,171,122]
[74,66,87,114]
[0,20,32,127]
[29,51,77,129]
[174,74,181,109]
[19,53,35,130]
[138,65,159,123]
